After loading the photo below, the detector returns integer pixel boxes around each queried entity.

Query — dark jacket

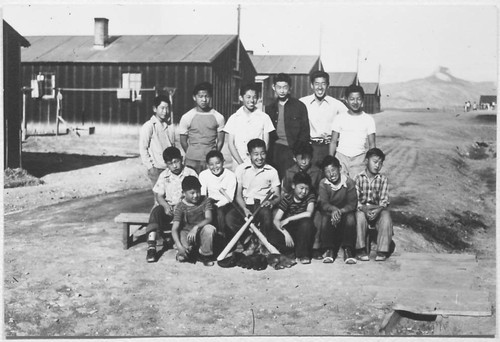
[265,97,310,150]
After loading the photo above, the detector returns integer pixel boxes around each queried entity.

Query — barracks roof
[327,72,358,87]
[360,82,381,96]
[21,35,238,63]
[249,54,320,74]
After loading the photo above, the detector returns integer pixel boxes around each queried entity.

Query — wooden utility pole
[318,23,323,71]
[236,4,241,72]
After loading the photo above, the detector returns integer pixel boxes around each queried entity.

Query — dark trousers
[225,204,273,240]
[311,143,330,168]
[213,203,232,236]
[271,143,295,179]
[268,217,316,258]
[146,205,173,237]
[320,211,356,254]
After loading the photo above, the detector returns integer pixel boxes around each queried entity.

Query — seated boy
[281,140,322,259]
[171,176,216,266]
[354,148,393,261]
[318,155,357,264]
[269,172,316,264]
[199,150,237,237]
[145,146,198,263]
[282,141,322,195]
[225,138,281,243]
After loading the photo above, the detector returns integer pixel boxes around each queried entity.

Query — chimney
[94,18,109,49]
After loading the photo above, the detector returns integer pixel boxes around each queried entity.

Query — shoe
[146,247,156,263]
[356,249,369,261]
[199,254,215,267]
[343,248,357,264]
[312,249,323,260]
[322,249,335,263]
[300,257,311,264]
[375,252,387,262]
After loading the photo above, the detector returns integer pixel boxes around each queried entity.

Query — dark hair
[163,146,182,163]
[345,84,365,98]
[192,82,213,97]
[182,175,201,192]
[153,95,171,108]
[310,70,329,85]
[240,83,260,97]
[292,171,312,187]
[205,150,224,163]
[247,138,266,153]
[292,141,313,158]
[365,148,386,162]
[320,155,341,170]
[273,73,292,86]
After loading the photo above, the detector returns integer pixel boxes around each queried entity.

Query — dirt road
[3,109,496,336]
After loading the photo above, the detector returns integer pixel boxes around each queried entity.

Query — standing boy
[179,82,225,174]
[300,71,348,165]
[354,148,393,262]
[269,172,316,264]
[224,83,275,170]
[199,150,237,237]
[171,176,217,266]
[139,95,176,187]
[145,147,198,263]
[318,155,357,264]
[225,139,281,243]
[329,84,376,178]
[265,73,310,179]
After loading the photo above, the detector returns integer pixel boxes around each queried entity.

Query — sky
[2,0,498,84]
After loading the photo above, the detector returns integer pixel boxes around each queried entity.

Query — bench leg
[122,223,131,250]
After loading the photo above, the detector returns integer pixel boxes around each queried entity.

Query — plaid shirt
[354,170,390,209]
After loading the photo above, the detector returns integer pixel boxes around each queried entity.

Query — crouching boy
[354,148,393,261]
[318,155,357,264]
[269,172,316,264]
[171,176,217,266]
[145,147,198,263]
[225,138,281,244]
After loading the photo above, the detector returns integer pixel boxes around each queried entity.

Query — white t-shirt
[199,168,237,207]
[223,106,275,164]
[331,111,376,157]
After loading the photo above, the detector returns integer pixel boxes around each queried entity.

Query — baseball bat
[216,190,273,261]
[219,189,280,255]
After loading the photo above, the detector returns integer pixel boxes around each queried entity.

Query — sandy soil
[3,109,496,337]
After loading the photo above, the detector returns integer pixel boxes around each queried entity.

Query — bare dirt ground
[3,109,496,337]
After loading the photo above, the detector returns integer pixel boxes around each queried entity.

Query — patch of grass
[4,168,44,188]
[476,167,496,192]
[392,210,472,251]
[399,122,421,127]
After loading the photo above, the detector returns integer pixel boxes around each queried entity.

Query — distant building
[360,82,381,114]
[479,95,496,109]
[4,20,30,169]
[248,53,322,110]
[21,18,256,133]
[327,72,359,101]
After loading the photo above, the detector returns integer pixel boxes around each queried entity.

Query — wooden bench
[114,212,171,250]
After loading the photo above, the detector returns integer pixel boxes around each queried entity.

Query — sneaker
[300,257,311,265]
[375,252,387,262]
[322,249,335,263]
[343,248,357,264]
[312,249,323,260]
[146,247,156,263]
[356,249,369,261]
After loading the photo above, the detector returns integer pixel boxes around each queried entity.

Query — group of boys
[139,72,393,266]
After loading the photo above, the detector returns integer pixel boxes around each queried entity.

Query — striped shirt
[173,197,213,231]
[354,170,390,209]
[278,192,316,219]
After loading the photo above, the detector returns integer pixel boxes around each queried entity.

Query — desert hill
[381,67,497,110]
